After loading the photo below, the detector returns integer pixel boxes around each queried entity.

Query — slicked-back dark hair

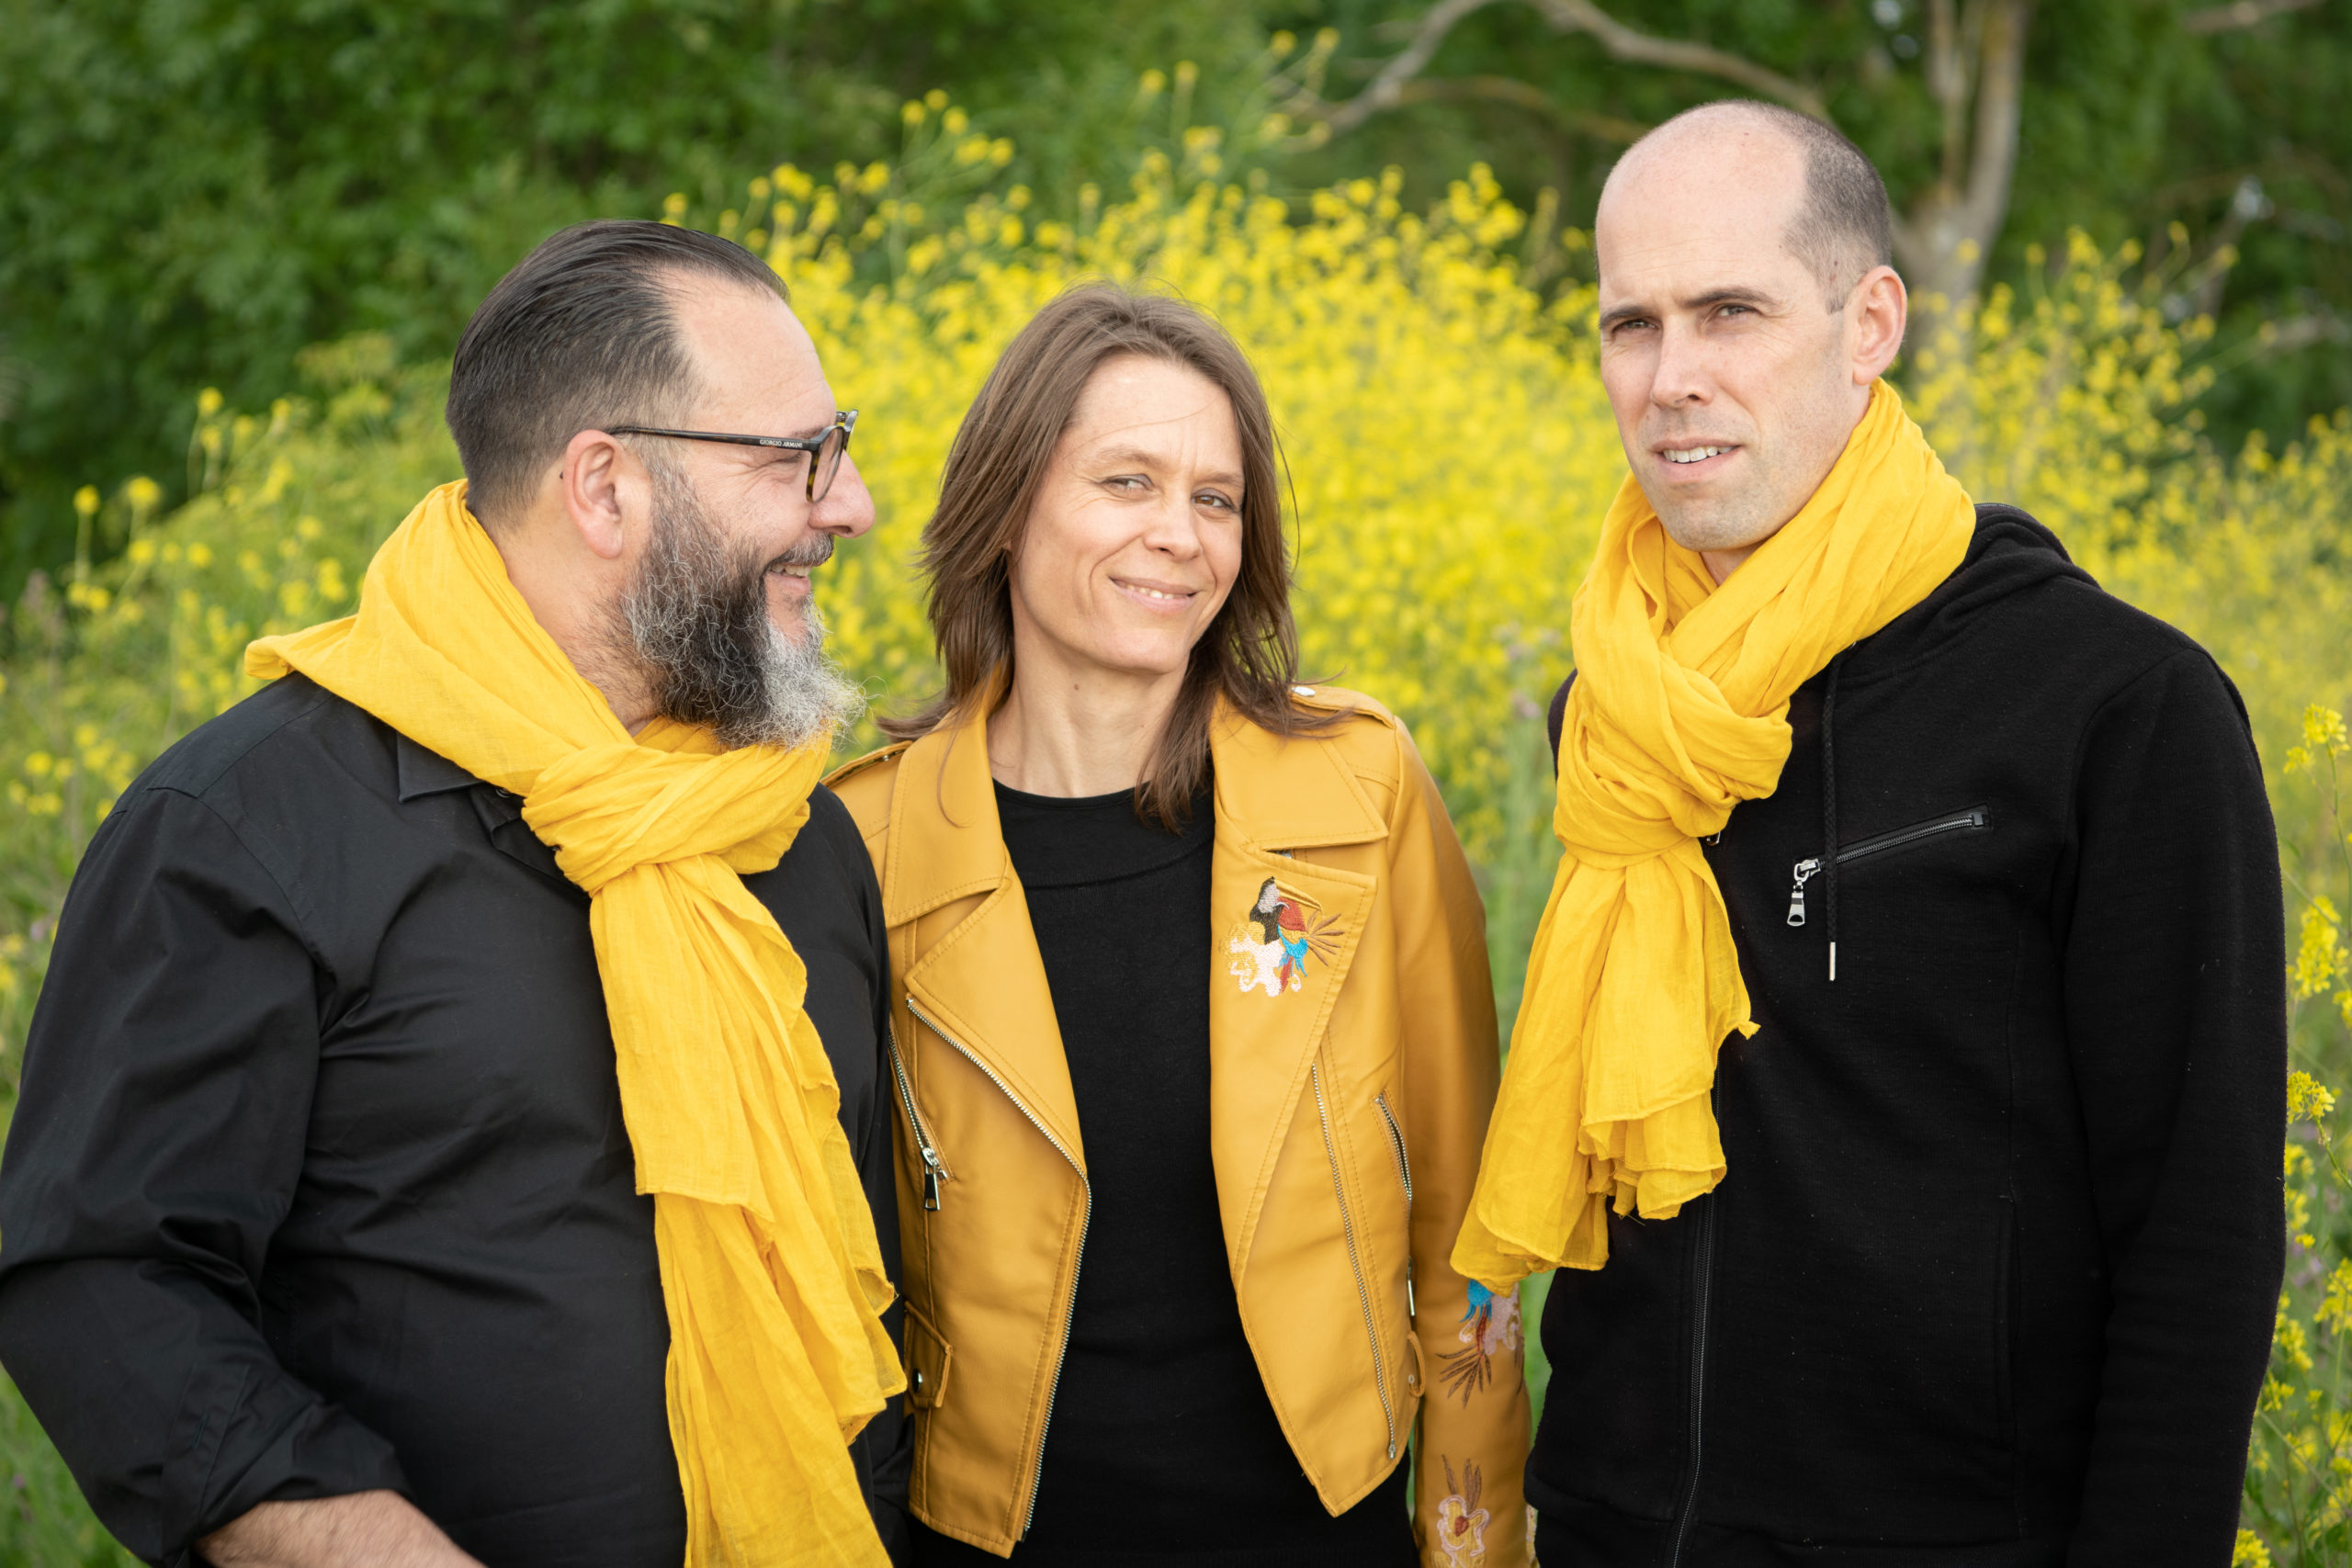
[1646,100,1894,306]
[447,219,786,525]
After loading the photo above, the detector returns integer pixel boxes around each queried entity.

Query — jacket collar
[881,690,1392,928]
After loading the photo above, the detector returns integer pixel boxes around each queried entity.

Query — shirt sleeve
[845,816,913,1563]
[2058,649,2286,1564]
[0,787,409,1568]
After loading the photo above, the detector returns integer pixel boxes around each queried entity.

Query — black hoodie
[1531,506,2286,1567]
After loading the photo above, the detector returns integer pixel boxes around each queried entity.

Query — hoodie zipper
[1375,1092,1416,1319]
[904,997,1090,1538]
[884,1018,949,1211]
[1316,1062,1397,1461]
[1665,1189,1718,1568]
[1787,806,1989,928]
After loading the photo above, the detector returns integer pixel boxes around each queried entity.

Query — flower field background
[1,100,2349,1563]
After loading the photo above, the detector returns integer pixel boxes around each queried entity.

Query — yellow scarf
[1452,382,1973,1285]
[248,481,902,1566]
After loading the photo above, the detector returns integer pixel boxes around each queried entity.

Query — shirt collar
[395,730,485,801]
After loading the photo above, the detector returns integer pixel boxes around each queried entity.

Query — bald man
[1515,104,2283,1566]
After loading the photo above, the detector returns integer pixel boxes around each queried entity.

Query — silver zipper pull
[920,1149,947,1212]
[1787,859,1820,927]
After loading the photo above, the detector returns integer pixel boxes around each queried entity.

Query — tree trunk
[1890,0,2033,367]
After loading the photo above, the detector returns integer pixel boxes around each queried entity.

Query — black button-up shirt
[0,674,908,1568]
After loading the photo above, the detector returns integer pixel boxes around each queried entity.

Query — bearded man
[1454,104,2285,1565]
[0,221,910,1567]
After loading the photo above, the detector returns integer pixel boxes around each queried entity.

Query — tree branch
[1298,0,1831,139]
[1525,0,1832,122]
[2182,0,2322,33]
[1314,0,1512,134]
[1385,76,1649,142]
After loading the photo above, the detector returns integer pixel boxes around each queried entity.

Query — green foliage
[0,1374,134,1567]
[2240,710,2352,1562]
[1268,0,2352,456]
[0,0,1270,586]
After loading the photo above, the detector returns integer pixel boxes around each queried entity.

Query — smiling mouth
[1661,445,1736,464]
[1114,578,1197,604]
[766,538,833,581]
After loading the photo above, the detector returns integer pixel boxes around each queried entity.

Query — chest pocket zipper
[1375,1092,1416,1319]
[1787,806,1990,928]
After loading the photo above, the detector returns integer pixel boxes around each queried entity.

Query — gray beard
[616,459,865,750]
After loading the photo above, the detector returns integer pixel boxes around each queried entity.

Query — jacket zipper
[1787,806,1988,927]
[1665,1189,1718,1568]
[1315,1062,1397,1461]
[884,1018,949,1211]
[904,998,1090,1538]
[1375,1092,1416,1319]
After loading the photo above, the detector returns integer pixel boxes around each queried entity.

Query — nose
[810,449,876,539]
[1650,317,1714,411]
[1138,486,1208,562]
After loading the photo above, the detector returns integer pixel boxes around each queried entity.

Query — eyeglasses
[606,410,858,502]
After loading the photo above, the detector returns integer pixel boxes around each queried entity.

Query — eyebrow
[1599,285,1784,332]
[1089,445,1245,489]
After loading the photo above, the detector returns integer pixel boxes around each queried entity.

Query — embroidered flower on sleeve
[1436,1456,1490,1567]
[1435,1280,1523,1405]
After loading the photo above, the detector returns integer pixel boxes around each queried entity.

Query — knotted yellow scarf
[247,481,902,1566]
[1453,381,1974,1285]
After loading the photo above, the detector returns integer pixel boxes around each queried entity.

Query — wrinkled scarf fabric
[1453,382,1974,1285]
[248,481,902,1566]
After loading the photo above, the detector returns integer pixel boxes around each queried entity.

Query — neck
[491,518,657,736]
[988,649,1185,797]
[1700,545,1755,585]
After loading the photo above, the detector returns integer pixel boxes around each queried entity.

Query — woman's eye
[1105,475,1148,492]
[1196,491,1238,512]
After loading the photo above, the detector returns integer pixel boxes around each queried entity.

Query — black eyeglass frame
[606,410,857,502]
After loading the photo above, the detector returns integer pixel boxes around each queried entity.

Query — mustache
[766,536,834,572]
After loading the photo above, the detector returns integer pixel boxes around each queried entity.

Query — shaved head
[1592,97,1909,579]
[1610,101,1894,308]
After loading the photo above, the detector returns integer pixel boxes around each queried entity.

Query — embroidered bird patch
[1224,875,1342,997]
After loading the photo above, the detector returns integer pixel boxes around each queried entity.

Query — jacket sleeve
[1385,726,1532,1568]
[2058,649,2285,1565]
[0,788,409,1568]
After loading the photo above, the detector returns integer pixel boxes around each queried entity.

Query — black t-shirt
[912,778,1412,1567]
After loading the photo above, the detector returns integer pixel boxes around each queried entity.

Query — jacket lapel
[1206,707,1388,1269]
[887,711,1086,1168]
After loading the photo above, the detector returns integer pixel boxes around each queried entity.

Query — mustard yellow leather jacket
[827,689,1530,1565]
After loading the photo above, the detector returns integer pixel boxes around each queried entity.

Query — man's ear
[560,429,640,562]
[1849,264,1908,386]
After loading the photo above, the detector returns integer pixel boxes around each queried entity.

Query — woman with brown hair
[827,284,1529,1567]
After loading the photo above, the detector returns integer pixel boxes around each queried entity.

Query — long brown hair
[880,283,1333,828]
